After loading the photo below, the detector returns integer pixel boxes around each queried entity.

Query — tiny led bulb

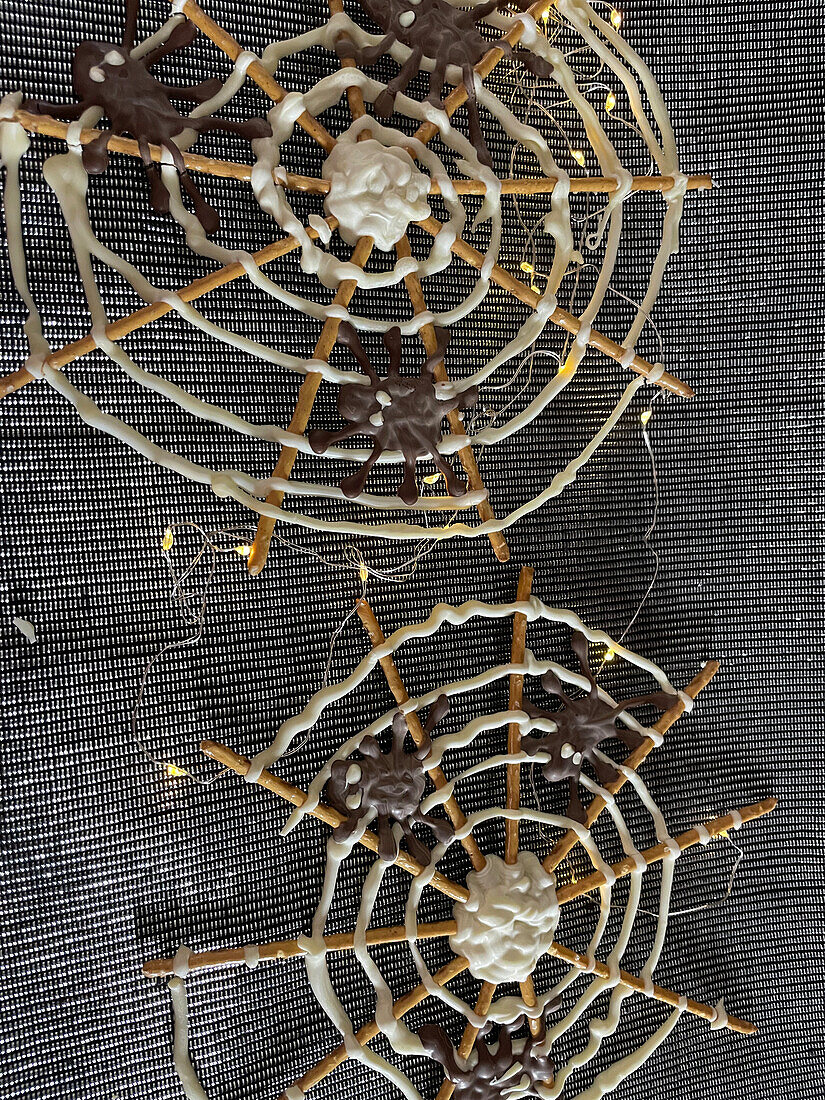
[165,764,187,778]
[604,648,617,662]
[571,149,586,167]
[610,9,623,28]
[520,261,535,274]
[640,409,653,426]
[234,544,252,558]
[605,90,617,112]
[423,473,442,485]
[359,562,369,584]
[161,527,174,552]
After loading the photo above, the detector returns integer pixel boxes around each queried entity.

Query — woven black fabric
[0,2,821,1099]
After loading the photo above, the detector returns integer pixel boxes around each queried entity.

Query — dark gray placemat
[0,2,821,1099]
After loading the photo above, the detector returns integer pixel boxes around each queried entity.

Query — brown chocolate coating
[341,1,552,166]
[522,632,677,823]
[308,322,477,505]
[419,1011,559,1100]
[25,0,271,233]
[325,694,453,866]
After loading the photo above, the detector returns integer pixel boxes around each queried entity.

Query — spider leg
[376,47,423,117]
[159,78,223,104]
[337,322,380,383]
[143,18,197,68]
[137,136,172,215]
[398,453,420,506]
[335,33,395,68]
[461,63,493,168]
[426,62,446,111]
[307,422,366,455]
[400,820,431,867]
[188,114,272,141]
[166,138,220,235]
[456,384,479,412]
[123,0,140,53]
[422,327,450,377]
[430,449,468,498]
[383,326,403,375]
[377,814,400,862]
[24,99,85,121]
[81,129,113,175]
[607,691,677,721]
[423,693,450,736]
[339,440,384,499]
[512,46,554,80]
[415,810,453,846]
[471,0,514,20]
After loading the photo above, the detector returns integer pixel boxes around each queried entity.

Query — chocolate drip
[522,632,677,822]
[341,1,552,166]
[25,0,270,232]
[419,1011,559,1100]
[308,322,477,505]
[325,695,453,866]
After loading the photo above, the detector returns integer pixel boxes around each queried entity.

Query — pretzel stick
[142,920,457,977]
[248,2,371,574]
[545,941,756,1034]
[435,981,497,1100]
[200,739,470,903]
[169,0,336,152]
[279,955,470,1099]
[558,798,778,906]
[0,115,715,201]
[247,233,374,573]
[415,215,693,398]
[0,219,335,397]
[499,567,543,1036]
[506,566,534,863]
[543,660,721,874]
[1,112,714,202]
[395,233,510,561]
[355,597,487,872]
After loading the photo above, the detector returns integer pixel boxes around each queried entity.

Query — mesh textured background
[0,2,821,1099]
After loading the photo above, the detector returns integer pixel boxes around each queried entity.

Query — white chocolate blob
[450,852,560,984]
[322,136,431,252]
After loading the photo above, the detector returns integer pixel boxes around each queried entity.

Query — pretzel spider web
[146,569,776,1100]
[0,0,711,572]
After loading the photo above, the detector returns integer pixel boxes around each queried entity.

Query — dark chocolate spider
[25,0,271,233]
[340,1,552,166]
[521,632,677,823]
[308,322,477,506]
[419,1012,559,1100]
[326,694,453,866]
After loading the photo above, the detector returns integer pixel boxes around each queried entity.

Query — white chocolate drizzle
[169,978,211,1100]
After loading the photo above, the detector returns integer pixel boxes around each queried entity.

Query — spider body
[308,323,477,505]
[26,1,270,233]
[522,632,677,822]
[326,695,453,866]
[342,1,551,165]
[419,1014,557,1100]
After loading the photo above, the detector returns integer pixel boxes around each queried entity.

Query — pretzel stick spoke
[356,598,487,872]
[416,216,693,399]
[168,0,335,151]
[0,219,338,397]
[506,565,534,863]
[557,798,778,906]
[280,955,470,1098]
[546,939,755,1034]
[543,660,721,873]
[201,739,470,903]
[247,234,375,574]
[142,920,458,977]
[435,981,496,1100]
[394,234,509,561]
